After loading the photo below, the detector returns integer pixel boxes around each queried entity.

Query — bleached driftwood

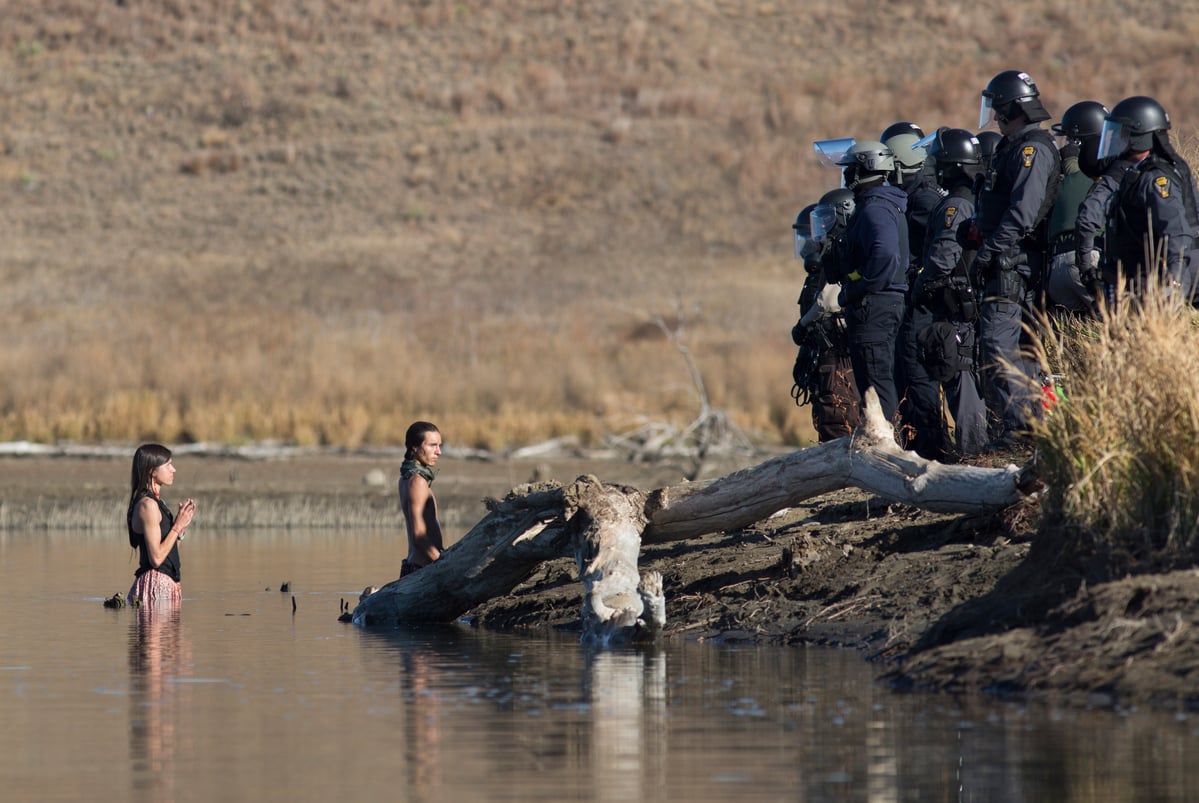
[352,389,1029,636]
[569,476,664,645]
[644,388,1030,543]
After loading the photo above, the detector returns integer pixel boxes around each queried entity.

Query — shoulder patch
[943,206,957,229]
[1021,145,1036,168]
[1155,175,1170,199]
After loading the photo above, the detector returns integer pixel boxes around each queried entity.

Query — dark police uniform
[972,122,1060,439]
[1076,158,1134,294]
[1106,153,1198,294]
[916,181,988,456]
[824,183,909,421]
[895,171,950,459]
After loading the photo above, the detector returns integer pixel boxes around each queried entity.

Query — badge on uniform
[1021,145,1035,168]
[944,206,957,229]
[1156,176,1170,198]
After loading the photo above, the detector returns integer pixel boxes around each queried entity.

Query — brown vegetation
[3,1,1199,450]
[1032,289,1199,580]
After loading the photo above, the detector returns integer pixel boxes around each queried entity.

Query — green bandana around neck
[401,458,435,485]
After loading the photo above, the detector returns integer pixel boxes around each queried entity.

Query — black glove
[791,321,806,346]
[974,249,1013,282]
[1059,142,1080,160]
[910,275,931,310]
[1076,250,1101,287]
[971,249,993,283]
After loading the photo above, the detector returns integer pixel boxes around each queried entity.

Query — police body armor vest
[976,127,1060,252]
[927,184,979,322]
[1107,154,1199,276]
[944,184,978,283]
[1047,169,1092,252]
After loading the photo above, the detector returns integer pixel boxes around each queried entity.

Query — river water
[3,528,1198,802]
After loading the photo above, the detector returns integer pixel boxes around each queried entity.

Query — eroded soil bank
[470,481,1199,712]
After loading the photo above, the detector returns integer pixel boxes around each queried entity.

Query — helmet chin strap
[843,166,884,192]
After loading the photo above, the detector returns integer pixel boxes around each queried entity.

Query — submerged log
[352,389,1029,633]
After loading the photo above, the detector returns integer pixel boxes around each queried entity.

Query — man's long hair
[404,422,440,461]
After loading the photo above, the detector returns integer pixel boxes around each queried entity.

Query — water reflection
[4,529,1199,801]
[373,626,676,801]
[127,605,191,802]
[400,643,444,795]
[583,648,667,802]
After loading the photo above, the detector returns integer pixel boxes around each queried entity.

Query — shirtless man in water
[399,421,443,578]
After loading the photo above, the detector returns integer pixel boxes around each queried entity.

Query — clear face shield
[914,131,938,151]
[1097,119,1131,161]
[979,95,997,129]
[792,222,817,261]
[809,205,838,243]
[813,138,856,169]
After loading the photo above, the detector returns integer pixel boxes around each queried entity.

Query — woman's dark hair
[404,421,440,460]
[128,443,171,548]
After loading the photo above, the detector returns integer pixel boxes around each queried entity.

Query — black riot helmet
[792,203,818,263]
[919,128,981,187]
[980,70,1050,127]
[975,130,1002,169]
[922,128,981,167]
[880,121,925,141]
[810,187,855,242]
[1052,100,1109,140]
[1098,96,1171,159]
[817,187,855,227]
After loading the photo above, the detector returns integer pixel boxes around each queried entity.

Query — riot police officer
[821,141,909,422]
[1076,116,1136,302]
[913,128,988,456]
[1046,100,1109,313]
[1098,96,1199,299]
[973,70,1061,449]
[883,124,950,459]
[790,190,861,441]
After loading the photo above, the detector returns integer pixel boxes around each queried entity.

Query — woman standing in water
[127,443,197,607]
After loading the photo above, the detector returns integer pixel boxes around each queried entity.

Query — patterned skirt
[127,569,182,609]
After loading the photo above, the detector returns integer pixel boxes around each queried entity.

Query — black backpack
[916,322,970,383]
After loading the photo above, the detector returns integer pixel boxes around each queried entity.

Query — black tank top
[128,491,182,582]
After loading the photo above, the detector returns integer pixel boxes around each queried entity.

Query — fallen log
[644,388,1030,542]
[352,483,575,626]
[352,389,1030,636]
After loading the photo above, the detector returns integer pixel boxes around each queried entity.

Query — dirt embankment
[462,458,1199,713]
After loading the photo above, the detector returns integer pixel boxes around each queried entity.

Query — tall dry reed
[1031,281,1199,578]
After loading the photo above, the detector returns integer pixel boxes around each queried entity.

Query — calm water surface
[3,529,1198,802]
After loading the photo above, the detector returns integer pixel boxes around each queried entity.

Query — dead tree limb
[644,388,1027,542]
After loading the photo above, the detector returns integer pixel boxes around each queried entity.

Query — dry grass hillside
[3,0,1198,450]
